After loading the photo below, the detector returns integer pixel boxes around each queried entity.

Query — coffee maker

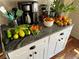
[18,1,39,24]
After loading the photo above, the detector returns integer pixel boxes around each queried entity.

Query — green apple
[25,30,31,35]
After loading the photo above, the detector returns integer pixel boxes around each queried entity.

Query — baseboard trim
[70,35,79,40]
[0,52,3,57]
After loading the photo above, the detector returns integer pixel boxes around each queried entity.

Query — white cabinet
[8,36,49,59]
[54,26,73,55]
[48,26,73,59]
[8,25,73,59]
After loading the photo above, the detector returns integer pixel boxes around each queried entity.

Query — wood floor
[0,36,79,59]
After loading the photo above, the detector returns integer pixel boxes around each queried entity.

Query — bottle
[13,20,18,27]
[25,13,31,24]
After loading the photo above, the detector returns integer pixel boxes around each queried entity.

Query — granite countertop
[1,24,73,53]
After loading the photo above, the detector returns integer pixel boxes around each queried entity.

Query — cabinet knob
[29,54,32,57]
[58,39,61,41]
[34,52,37,54]
[61,38,63,40]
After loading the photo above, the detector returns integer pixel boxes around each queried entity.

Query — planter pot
[60,12,70,16]
[50,11,56,17]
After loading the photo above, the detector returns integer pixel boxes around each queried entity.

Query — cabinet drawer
[59,26,73,36]
[34,36,49,46]
[8,46,27,56]
[8,45,29,59]
[29,36,49,48]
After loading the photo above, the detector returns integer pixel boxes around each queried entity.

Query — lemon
[19,30,25,37]
[13,34,19,39]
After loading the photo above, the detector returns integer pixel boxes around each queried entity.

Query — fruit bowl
[43,17,54,27]
[55,16,72,26]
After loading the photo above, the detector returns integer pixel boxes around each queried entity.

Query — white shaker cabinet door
[54,38,65,55]
[63,26,73,49]
[33,36,49,59]
[28,50,34,59]
[48,32,59,59]
[33,45,44,59]
[54,26,73,55]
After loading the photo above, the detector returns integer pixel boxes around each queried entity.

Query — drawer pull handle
[60,33,64,35]
[30,45,36,50]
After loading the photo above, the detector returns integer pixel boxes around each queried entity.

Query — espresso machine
[18,1,39,24]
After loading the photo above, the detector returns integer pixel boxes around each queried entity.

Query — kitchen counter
[1,24,73,53]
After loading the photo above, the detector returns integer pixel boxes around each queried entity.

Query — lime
[7,30,12,38]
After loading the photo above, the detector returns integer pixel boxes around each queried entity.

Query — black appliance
[18,1,39,24]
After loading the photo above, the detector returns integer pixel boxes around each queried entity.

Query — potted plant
[50,0,75,17]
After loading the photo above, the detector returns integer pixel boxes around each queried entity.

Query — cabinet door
[48,32,59,58]
[28,50,33,59]
[63,26,73,49]
[54,26,73,55]
[54,38,65,55]
[33,36,49,59]
[33,45,44,59]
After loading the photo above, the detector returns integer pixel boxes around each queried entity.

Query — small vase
[50,11,56,17]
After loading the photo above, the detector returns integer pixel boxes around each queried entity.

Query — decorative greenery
[50,0,75,13]
[6,8,23,21]
[0,7,23,22]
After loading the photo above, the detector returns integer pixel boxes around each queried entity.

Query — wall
[70,13,79,39]
[63,0,79,39]
[64,0,74,4]
[0,0,18,24]
[69,0,79,39]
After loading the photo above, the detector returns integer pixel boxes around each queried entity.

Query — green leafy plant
[50,0,75,16]
[51,0,64,13]
[63,2,75,12]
